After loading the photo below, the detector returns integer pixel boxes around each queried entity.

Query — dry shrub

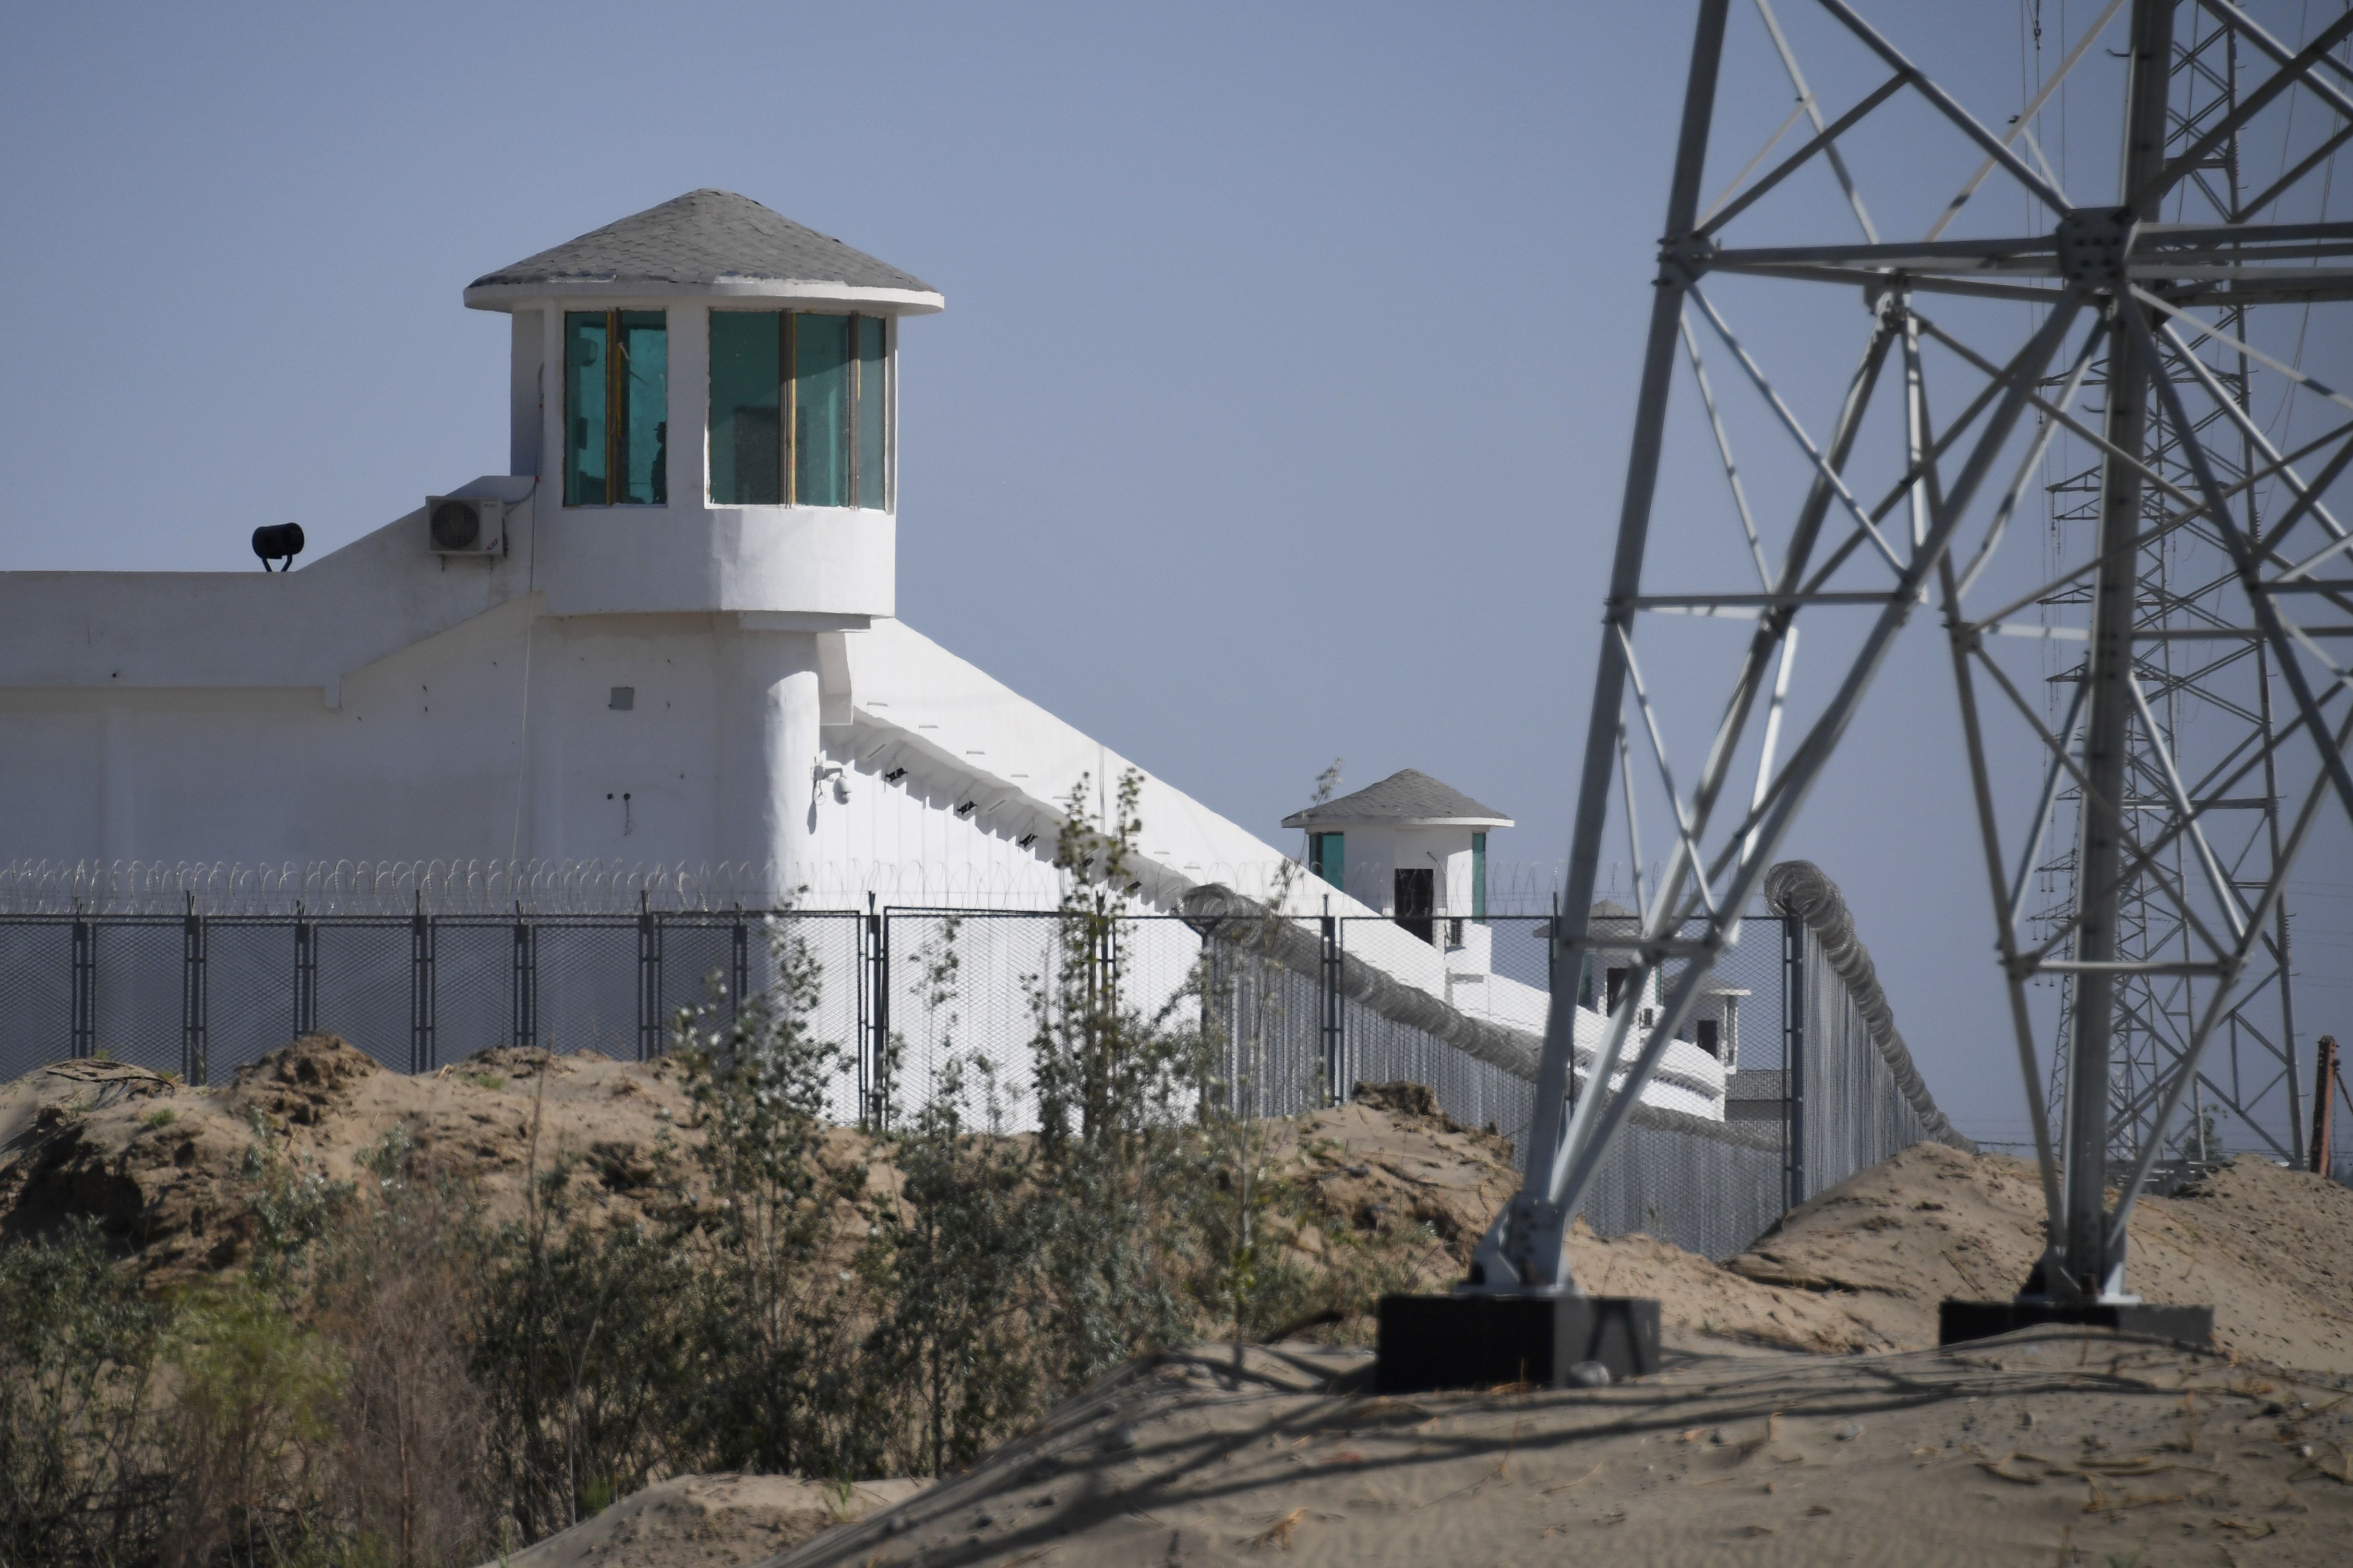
[158,1278,338,1568]
[311,1139,496,1566]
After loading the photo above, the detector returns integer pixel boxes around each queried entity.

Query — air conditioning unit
[426,494,506,555]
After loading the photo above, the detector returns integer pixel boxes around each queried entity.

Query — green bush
[865,920,1046,1474]
[667,911,882,1481]
[0,1218,170,1566]
[471,1172,697,1543]
[159,1276,342,1566]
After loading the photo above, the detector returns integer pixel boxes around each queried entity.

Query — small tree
[1024,772,1208,1391]
[1192,760,1348,1348]
[669,908,880,1480]
[472,1137,694,1541]
[160,1277,341,1568]
[866,916,1045,1475]
[310,1132,497,1568]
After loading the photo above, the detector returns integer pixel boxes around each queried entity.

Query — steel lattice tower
[1459,0,2353,1307]
[2037,7,2320,1171]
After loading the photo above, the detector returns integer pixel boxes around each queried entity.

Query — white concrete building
[0,190,1725,1118]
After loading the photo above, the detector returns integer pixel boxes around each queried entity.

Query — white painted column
[539,307,565,501]
[509,309,543,478]
[719,629,822,897]
[666,303,707,513]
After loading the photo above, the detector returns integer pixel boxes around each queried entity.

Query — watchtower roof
[463,189,942,311]
[1281,768,1512,829]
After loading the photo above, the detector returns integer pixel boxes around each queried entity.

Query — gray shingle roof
[1281,769,1512,829]
[467,189,938,298]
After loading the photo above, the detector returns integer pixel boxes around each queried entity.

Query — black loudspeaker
[251,523,305,571]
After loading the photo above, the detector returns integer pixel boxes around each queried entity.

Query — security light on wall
[425,496,506,556]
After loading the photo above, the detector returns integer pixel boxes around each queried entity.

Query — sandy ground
[766,1334,2353,1568]
[6,1041,2350,1366]
[14,1040,2353,1562]
[481,1476,930,1568]
[1257,1093,1879,1353]
[0,1041,1923,1353]
[1732,1141,2353,1371]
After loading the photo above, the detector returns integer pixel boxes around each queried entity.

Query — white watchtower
[459,189,944,878]
[1282,769,1511,945]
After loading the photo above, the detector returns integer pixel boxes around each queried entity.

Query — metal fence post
[729,907,749,1029]
[870,907,894,1128]
[293,907,317,1039]
[1194,924,1216,1113]
[1101,910,1120,1010]
[181,894,208,1085]
[635,894,662,1062]
[511,907,536,1051]
[70,910,95,1060]
[1783,912,1806,1211]
[858,898,877,1123]
[410,903,436,1073]
[2312,1035,2339,1177]
[1320,906,1341,1106]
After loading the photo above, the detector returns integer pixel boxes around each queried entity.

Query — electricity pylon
[1464,0,2353,1308]
[2038,5,2319,1172]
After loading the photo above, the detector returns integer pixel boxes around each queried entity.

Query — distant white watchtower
[1282,769,1512,944]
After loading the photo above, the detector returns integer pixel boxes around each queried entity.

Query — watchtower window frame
[563,310,669,508]
[708,309,890,509]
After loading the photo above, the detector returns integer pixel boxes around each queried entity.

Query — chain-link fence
[0,874,1966,1262]
[0,908,863,1087]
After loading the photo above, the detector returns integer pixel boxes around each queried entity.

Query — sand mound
[0,1050,1863,1356]
[0,1036,710,1280]
[1730,1142,2353,1370]
[7,1045,2347,1374]
[477,1475,929,1568]
[766,1335,2353,1568]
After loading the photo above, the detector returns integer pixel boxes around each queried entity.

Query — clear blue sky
[4,1,2346,1145]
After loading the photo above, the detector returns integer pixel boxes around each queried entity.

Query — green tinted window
[701,309,887,508]
[1310,832,1344,891]
[795,313,853,508]
[565,309,666,506]
[1472,831,1487,923]
[856,315,887,508]
[709,312,782,504]
[564,312,608,506]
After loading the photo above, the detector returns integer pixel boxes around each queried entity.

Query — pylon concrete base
[1374,1293,1660,1393]
[1938,1299,2214,1348]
